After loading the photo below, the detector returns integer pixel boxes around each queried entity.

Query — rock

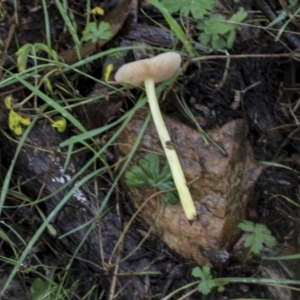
[116,108,263,265]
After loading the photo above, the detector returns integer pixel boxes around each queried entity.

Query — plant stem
[144,78,197,222]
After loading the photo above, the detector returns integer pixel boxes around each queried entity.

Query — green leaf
[226,30,236,49]
[192,266,203,278]
[30,278,51,300]
[216,278,228,292]
[211,34,226,50]
[197,7,247,50]
[162,192,178,205]
[192,267,229,295]
[263,233,277,248]
[158,163,172,181]
[217,285,225,292]
[139,154,160,180]
[237,220,255,232]
[238,221,277,254]
[198,279,217,295]
[82,21,113,43]
[192,266,217,295]
[161,0,215,19]
[160,0,181,14]
[125,154,178,204]
[204,15,228,35]
[231,7,248,23]
[147,0,195,56]
[125,165,149,187]
[198,32,211,47]
[244,233,263,254]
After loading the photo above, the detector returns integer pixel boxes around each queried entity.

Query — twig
[177,287,198,300]
[231,81,261,110]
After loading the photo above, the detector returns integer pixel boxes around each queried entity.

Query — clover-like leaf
[82,21,113,43]
[162,191,178,205]
[125,154,178,204]
[30,278,51,300]
[197,7,247,49]
[192,266,217,295]
[161,0,215,19]
[139,154,160,180]
[125,165,149,188]
[238,221,277,254]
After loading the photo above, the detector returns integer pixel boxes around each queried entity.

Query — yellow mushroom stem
[144,77,197,222]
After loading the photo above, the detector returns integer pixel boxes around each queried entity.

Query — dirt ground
[1,0,300,299]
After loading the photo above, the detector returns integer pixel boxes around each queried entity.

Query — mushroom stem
[144,78,197,222]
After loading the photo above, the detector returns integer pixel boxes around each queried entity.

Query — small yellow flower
[19,113,31,126]
[52,117,67,133]
[4,95,13,109]
[89,7,105,16]
[5,97,31,135]
[14,124,23,136]
[104,63,114,82]
[8,110,23,135]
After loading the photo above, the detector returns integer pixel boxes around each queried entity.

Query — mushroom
[115,52,197,223]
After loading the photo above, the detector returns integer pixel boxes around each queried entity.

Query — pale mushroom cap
[114,52,182,86]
